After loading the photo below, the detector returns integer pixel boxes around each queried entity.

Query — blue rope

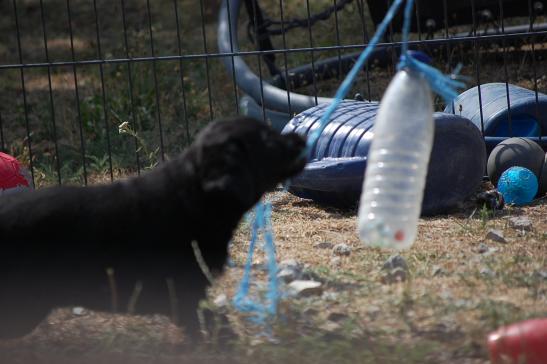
[305,0,466,158]
[235,0,466,325]
[233,201,279,323]
[305,0,406,159]
[400,0,414,55]
[398,0,465,103]
[262,204,279,316]
[398,55,466,104]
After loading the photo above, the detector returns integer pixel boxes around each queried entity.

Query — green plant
[87,154,112,175]
[117,118,159,170]
[478,204,493,228]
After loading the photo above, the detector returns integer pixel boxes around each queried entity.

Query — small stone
[454,299,473,308]
[313,242,334,249]
[349,327,365,338]
[333,243,352,256]
[249,338,263,346]
[432,265,446,277]
[278,259,301,271]
[366,306,381,320]
[381,267,407,284]
[319,321,341,332]
[213,294,228,308]
[480,267,496,277]
[508,216,533,231]
[277,267,300,283]
[330,256,342,268]
[303,307,319,317]
[72,307,86,316]
[486,229,507,244]
[534,270,547,280]
[321,291,339,301]
[251,262,267,271]
[440,289,453,301]
[287,280,323,297]
[477,243,490,254]
[382,254,408,271]
[327,312,349,322]
[476,243,498,256]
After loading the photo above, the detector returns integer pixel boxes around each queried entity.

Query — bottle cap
[405,50,432,64]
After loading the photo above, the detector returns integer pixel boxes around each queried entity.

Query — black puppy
[0,117,306,340]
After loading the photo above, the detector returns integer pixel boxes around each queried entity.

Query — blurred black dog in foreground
[0,117,306,340]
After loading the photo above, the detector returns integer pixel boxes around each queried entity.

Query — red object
[0,152,29,189]
[488,318,547,364]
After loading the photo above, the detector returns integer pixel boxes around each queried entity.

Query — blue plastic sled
[282,100,486,215]
[445,83,547,153]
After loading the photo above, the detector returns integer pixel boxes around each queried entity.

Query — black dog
[0,117,306,340]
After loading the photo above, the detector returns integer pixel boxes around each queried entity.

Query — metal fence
[0,0,546,188]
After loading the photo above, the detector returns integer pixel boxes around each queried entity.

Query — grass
[221,192,545,363]
[1,191,544,363]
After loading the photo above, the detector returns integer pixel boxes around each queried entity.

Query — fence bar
[471,0,485,137]
[66,0,88,185]
[146,0,166,162]
[333,0,343,80]
[173,0,191,144]
[120,0,142,175]
[357,0,372,100]
[1,29,547,71]
[225,0,241,114]
[39,0,62,185]
[198,0,214,120]
[0,111,5,152]
[249,0,267,121]
[305,0,319,105]
[499,0,513,137]
[92,0,114,182]
[13,0,36,187]
[528,0,543,143]
[278,0,293,116]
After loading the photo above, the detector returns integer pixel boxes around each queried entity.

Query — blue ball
[497,166,539,205]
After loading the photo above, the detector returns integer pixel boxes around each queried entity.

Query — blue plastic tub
[283,100,486,215]
[445,83,547,152]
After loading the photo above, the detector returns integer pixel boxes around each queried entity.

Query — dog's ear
[199,140,257,209]
[201,167,256,209]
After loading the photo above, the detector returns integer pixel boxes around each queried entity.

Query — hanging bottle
[357,66,434,250]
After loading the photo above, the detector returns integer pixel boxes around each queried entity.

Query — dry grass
[217,192,546,362]
[1,190,544,364]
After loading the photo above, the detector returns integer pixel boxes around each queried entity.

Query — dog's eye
[231,139,249,156]
[259,130,274,143]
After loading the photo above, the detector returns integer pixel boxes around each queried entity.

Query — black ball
[487,137,545,186]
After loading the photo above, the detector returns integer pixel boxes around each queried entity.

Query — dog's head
[193,117,306,211]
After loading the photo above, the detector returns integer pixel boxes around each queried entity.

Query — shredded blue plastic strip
[235,0,467,326]
[262,204,279,317]
[233,206,260,310]
[233,201,279,323]
[398,55,466,104]
[305,0,465,158]
[397,0,465,104]
[305,0,406,159]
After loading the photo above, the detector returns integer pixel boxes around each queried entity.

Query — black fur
[0,117,306,340]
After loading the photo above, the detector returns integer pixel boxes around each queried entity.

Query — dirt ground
[0,189,545,364]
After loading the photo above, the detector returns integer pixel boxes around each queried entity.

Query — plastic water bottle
[357,67,434,250]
